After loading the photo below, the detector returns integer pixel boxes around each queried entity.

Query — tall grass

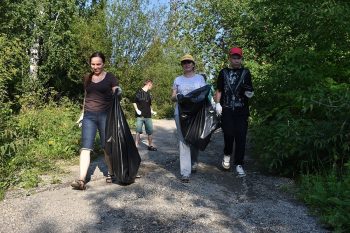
[0,98,80,198]
[299,167,350,233]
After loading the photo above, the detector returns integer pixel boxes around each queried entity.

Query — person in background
[133,79,157,151]
[71,52,121,190]
[171,54,206,182]
[215,47,254,177]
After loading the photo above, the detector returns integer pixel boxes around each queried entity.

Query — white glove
[210,98,216,108]
[136,109,142,115]
[116,86,122,95]
[215,103,222,115]
[76,112,84,128]
[244,91,254,98]
[151,110,157,116]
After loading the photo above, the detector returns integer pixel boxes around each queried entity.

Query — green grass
[298,168,350,233]
[0,98,81,197]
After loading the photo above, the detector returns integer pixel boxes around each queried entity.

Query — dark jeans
[221,108,248,165]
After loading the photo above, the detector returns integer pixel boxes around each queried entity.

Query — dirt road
[0,119,327,233]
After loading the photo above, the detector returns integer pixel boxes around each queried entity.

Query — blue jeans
[81,111,108,151]
[135,117,153,135]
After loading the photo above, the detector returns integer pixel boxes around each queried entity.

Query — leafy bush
[252,78,350,176]
[15,99,80,159]
[299,166,350,232]
[0,98,80,196]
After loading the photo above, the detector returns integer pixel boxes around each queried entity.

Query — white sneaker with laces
[191,162,198,172]
[236,165,246,177]
[222,155,231,170]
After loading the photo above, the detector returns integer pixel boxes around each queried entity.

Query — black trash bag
[179,85,220,151]
[105,93,141,185]
[181,101,220,151]
[179,85,210,117]
[200,103,221,139]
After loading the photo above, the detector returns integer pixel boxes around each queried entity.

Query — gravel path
[0,119,328,233]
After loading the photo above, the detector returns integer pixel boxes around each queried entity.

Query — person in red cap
[214,47,254,177]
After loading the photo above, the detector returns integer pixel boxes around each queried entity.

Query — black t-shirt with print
[134,88,152,118]
[216,67,253,115]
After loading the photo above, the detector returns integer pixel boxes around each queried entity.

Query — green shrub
[299,166,350,232]
[0,98,80,194]
[252,115,349,176]
[15,99,80,159]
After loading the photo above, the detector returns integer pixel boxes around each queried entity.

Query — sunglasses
[181,60,193,65]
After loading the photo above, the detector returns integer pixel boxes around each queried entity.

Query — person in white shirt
[171,54,206,182]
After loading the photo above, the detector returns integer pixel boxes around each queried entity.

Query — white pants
[174,115,199,177]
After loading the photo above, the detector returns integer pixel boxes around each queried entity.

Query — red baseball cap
[229,47,243,56]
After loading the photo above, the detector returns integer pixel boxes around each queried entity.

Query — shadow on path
[1,119,328,233]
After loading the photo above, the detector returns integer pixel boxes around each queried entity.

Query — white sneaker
[222,155,231,170]
[236,165,246,177]
[191,162,198,173]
